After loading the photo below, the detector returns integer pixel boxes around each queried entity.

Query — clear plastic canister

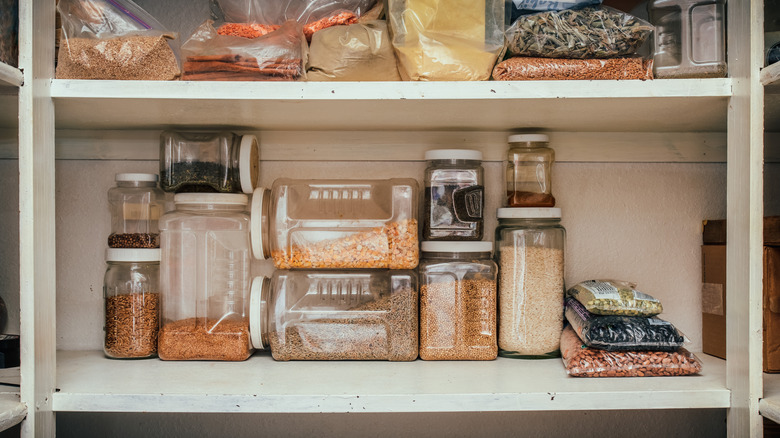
[252,178,419,269]
[495,208,565,358]
[160,131,259,194]
[103,248,160,359]
[107,173,165,248]
[249,270,418,361]
[423,149,484,241]
[158,193,254,361]
[418,241,497,361]
[505,134,556,208]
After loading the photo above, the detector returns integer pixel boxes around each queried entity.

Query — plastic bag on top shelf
[492,56,653,80]
[56,0,181,80]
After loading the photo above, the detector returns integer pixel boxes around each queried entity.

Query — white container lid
[173,193,248,205]
[239,135,259,194]
[496,207,561,219]
[421,241,493,253]
[249,276,265,350]
[250,188,268,260]
[105,248,161,262]
[115,173,158,182]
[508,134,549,143]
[424,149,483,161]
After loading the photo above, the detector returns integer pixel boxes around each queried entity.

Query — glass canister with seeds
[418,241,497,361]
[108,173,165,248]
[103,248,161,359]
[495,208,565,358]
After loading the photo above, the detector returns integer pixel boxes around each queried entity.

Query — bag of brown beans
[492,57,653,81]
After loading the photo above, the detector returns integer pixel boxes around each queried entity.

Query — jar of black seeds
[108,173,165,249]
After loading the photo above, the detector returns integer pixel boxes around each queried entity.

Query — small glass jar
[505,134,555,208]
[249,270,418,361]
[103,248,161,359]
[418,241,497,361]
[160,131,259,194]
[107,173,165,248]
[423,149,484,241]
[495,208,565,358]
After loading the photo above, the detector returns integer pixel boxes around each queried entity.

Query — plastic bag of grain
[492,57,653,81]
[567,279,663,317]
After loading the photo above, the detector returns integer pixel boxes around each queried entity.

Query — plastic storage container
[103,248,160,359]
[158,193,253,361]
[423,149,484,241]
[160,131,259,194]
[505,134,556,208]
[418,241,497,360]
[107,173,165,248]
[648,0,727,78]
[249,270,418,361]
[252,178,419,269]
[495,208,565,358]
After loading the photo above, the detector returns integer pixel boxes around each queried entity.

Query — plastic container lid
[105,248,161,262]
[496,207,561,219]
[424,149,483,161]
[173,193,248,205]
[249,276,265,350]
[507,134,549,144]
[421,241,493,253]
[250,188,268,260]
[115,173,158,182]
[239,135,259,194]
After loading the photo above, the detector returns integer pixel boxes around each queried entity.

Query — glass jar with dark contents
[107,173,165,248]
[506,134,556,208]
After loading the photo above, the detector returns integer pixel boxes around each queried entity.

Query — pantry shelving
[0,61,22,88]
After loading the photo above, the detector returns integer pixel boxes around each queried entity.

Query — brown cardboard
[765,247,780,372]
[701,244,727,360]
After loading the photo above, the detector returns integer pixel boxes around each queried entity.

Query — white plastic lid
[239,135,259,194]
[250,188,268,260]
[424,149,483,161]
[249,276,265,350]
[421,241,493,253]
[105,248,161,262]
[496,207,561,219]
[508,134,549,143]
[173,193,248,205]
[115,173,158,182]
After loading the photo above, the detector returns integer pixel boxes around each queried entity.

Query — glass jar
[158,193,254,361]
[249,270,418,361]
[160,131,259,194]
[252,178,419,269]
[103,248,161,359]
[495,208,565,358]
[423,149,484,241]
[418,241,497,361]
[506,134,555,208]
[648,0,727,79]
[107,173,165,248]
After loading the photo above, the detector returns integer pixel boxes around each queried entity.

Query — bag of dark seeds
[565,297,685,352]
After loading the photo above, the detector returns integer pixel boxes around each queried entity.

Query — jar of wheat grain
[494,208,565,358]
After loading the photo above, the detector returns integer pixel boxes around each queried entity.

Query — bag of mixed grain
[567,279,663,316]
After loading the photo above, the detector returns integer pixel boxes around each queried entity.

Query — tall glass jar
[505,134,555,208]
[495,208,565,358]
[418,241,497,361]
[103,248,161,359]
[423,149,484,241]
[158,193,254,361]
[107,173,165,248]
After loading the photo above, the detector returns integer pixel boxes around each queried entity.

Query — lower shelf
[52,350,729,414]
[761,373,780,423]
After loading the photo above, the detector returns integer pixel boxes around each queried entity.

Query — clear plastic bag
[307,21,400,81]
[565,297,684,351]
[560,326,702,377]
[567,279,663,316]
[181,20,307,81]
[492,57,653,81]
[506,6,653,59]
[56,0,181,80]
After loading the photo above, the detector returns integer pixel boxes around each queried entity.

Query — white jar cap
[173,193,248,205]
[508,134,549,143]
[239,135,259,194]
[421,241,493,253]
[116,173,158,182]
[496,207,561,219]
[250,188,269,260]
[249,276,266,350]
[105,248,161,262]
[424,149,483,161]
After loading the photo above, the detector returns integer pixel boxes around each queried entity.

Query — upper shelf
[49,78,732,132]
[0,62,22,88]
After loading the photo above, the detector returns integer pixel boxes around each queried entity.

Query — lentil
[104,292,159,359]
[567,279,663,317]
[108,233,159,249]
[493,57,654,81]
[158,317,251,361]
[56,35,180,80]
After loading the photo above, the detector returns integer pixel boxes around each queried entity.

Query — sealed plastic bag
[307,21,400,81]
[560,326,702,377]
[567,279,663,316]
[565,298,684,351]
[492,57,653,81]
[387,0,504,81]
[506,6,653,59]
[182,20,307,81]
[56,0,180,80]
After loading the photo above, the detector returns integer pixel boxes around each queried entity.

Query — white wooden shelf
[52,350,729,414]
[0,62,22,88]
[761,373,780,423]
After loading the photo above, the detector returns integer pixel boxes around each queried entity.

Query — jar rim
[421,241,493,253]
[115,173,158,183]
[105,248,161,262]
[496,207,561,219]
[424,149,482,161]
[508,134,549,143]
[174,193,248,206]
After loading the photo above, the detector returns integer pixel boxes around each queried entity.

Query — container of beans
[160,131,259,194]
[249,270,418,361]
[103,248,160,359]
[158,193,255,361]
[505,134,556,207]
[495,207,565,358]
[418,241,497,361]
[108,173,165,248]
[252,179,419,269]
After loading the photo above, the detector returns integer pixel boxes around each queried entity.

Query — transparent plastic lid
[424,149,483,161]
[421,241,493,253]
[115,173,158,182]
[508,134,549,143]
[105,248,161,262]
[496,207,561,219]
[173,193,249,205]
